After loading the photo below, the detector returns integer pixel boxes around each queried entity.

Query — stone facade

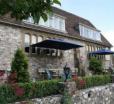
[0,24,21,71]
[113,55,114,67]
[0,22,112,80]
[0,22,86,80]
[0,23,111,80]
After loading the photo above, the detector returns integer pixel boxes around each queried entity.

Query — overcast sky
[55,0,114,50]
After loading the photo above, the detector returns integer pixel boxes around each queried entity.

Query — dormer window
[79,24,101,41]
[39,14,66,32]
[23,14,66,32]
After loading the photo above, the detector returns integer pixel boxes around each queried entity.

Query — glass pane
[38,36,43,42]
[49,15,54,27]
[24,34,30,47]
[55,16,60,30]
[32,35,37,44]
[27,16,34,23]
[39,17,45,26]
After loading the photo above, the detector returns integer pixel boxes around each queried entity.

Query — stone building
[0,7,112,80]
[112,55,114,67]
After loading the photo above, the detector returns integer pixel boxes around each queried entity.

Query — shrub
[72,74,111,90]
[72,75,86,89]
[61,89,72,104]
[82,74,111,89]
[89,57,103,74]
[11,48,29,83]
[0,79,63,103]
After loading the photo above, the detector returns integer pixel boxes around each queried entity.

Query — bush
[89,57,103,74]
[72,74,112,90]
[11,48,29,83]
[82,74,111,89]
[0,80,63,103]
[61,89,72,104]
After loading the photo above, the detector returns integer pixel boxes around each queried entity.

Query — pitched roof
[0,7,112,47]
[52,7,112,47]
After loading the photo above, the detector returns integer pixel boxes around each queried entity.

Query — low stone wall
[15,95,62,104]
[14,84,114,104]
[72,84,114,104]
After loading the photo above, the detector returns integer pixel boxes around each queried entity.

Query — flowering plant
[72,75,86,89]
[8,71,25,97]
[0,70,5,77]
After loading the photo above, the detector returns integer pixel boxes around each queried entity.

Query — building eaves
[0,7,112,47]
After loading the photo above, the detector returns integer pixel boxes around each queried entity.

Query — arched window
[37,36,43,54]
[32,35,37,44]
[86,45,89,52]
[24,34,30,47]
[38,36,43,42]
[31,35,37,53]
[24,34,30,52]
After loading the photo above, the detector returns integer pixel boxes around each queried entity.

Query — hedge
[81,74,112,89]
[0,79,63,103]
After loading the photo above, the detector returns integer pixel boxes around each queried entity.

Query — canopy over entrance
[89,49,114,55]
[31,39,83,50]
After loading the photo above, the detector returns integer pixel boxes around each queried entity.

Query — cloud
[102,30,114,51]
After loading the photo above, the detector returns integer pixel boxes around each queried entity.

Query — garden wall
[15,95,62,104]
[14,83,114,104]
[72,83,114,104]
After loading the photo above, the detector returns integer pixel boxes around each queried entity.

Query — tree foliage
[89,57,103,74]
[11,48,29,83]
[0,0,61,23]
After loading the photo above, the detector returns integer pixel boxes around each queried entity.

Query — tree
[0,0,61,23]
[89,57,103,74]
[11,48,29,83]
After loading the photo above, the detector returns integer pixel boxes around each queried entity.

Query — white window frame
[79,24,101,41]
[23,14,66,33]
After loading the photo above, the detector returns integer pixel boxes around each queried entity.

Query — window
[32,35,37,44]
[86,45,89,52]
[79,25,101,41]
[60,19,65,31]
[24,34,30,47]
[24,34,30,53]
[49,15,54,28]
[88,45,90,52]
[37,36,43,54]
[27,16,34,24]
[95,46,97,51]
[38,36,43,42]
[91,46,94,52]
[23,14,66,32]
[31,35,37,53]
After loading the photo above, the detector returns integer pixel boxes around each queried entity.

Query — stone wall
[14,84,114,104]
[72,84,114,104]
[15,95,62,104]
[28,55,64,80]
[0,24,21,71]
[28,49,76,80]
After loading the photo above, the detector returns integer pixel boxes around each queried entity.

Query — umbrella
[89,49,114,55]
[31,39,83,50]
[31,38,83,80]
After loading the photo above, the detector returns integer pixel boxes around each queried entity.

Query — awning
[31,39,83,50]
[89,49,114,55]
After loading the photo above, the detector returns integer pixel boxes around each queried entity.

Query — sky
[55,0,114,50]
